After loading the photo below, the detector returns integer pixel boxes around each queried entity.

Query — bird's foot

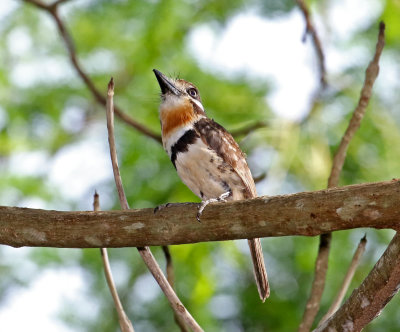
[197,191,231,222]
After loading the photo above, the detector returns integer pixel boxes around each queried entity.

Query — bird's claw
[196,191,231,222]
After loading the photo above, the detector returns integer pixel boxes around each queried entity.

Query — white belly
[174,138,245,200]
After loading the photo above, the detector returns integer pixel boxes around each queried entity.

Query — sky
[0,0,385,330]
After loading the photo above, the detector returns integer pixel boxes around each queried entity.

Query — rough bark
[315,232,400,332]
[0,180,399,248]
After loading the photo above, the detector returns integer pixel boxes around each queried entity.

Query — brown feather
[248,238,270,302]
[161,103,197,138]
[194,118,256,198]
[193,117,269,301]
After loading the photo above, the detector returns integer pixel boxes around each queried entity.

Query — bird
[153,69,270,302]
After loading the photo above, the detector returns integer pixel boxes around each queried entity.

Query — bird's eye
[187,88,197,98]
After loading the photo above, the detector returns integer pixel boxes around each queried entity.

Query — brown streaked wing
[193,117,257,198]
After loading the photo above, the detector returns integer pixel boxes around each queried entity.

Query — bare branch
[296,0,326,86]
[94,192,135,332]
[318,235,367,325]
[22,0,162,143]
[100,248,135,332]
[106,79,203,332]
[253,173,267,184]
[51,0,72,7]
[23,0,48,10]
[137,248,203,331]
[327,22,385,188]
[162,246,175,289]
[230,121,269,138]
[0,180,399,248]
[106,78,129,210]
[315,232,400,332]
[299,22,385,331]
[299,234,331,332]
[93,190,100,211]
[162,245,189,332]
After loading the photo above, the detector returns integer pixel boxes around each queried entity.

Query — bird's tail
[247,238,270,302]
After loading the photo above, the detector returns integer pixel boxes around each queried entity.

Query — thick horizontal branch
[0,180,399,248]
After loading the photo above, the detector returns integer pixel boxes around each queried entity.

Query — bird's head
[153,69,206,140]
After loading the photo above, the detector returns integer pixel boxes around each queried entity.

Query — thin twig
[106,79,203,332]
[51,0,72,7]
[22,0,162,143]
[230,121,269,137]
[231,121,269,184]
[299,22,385,332]
[328,22,385,188]
[296,0,327,87]
[24,0,48,10]
[162,245,189,332]
[93,190,100,211]
[315,232,400,332]
[298,234,331,332]
[318,235,367,325]
[162,246,175,288]
[253,173,267,183]
[94,191,135,332]
[100,248,135,332]
[106,79,129,210]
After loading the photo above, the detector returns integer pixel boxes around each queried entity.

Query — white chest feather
[174,138,245,200]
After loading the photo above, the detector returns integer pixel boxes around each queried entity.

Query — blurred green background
[0,0,399,331]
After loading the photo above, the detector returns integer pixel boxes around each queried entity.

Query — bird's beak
[153,69,180,96]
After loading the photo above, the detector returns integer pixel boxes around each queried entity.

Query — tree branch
[230,121,269,138]
[105,79,202,332]
[162,245,189,332]
[253,172,267,184]
[299,22,385,331]
[51,0,72,7]
[94,191,135,332]
[318,235,367,325]
[100,247,135,332]
[315,232,400,332]
[295,0,326,86]
[22,0,162,143]
[106,78,130,210]
[0,180,399,248]
[299,234,331,332]
[327,22,385,188]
